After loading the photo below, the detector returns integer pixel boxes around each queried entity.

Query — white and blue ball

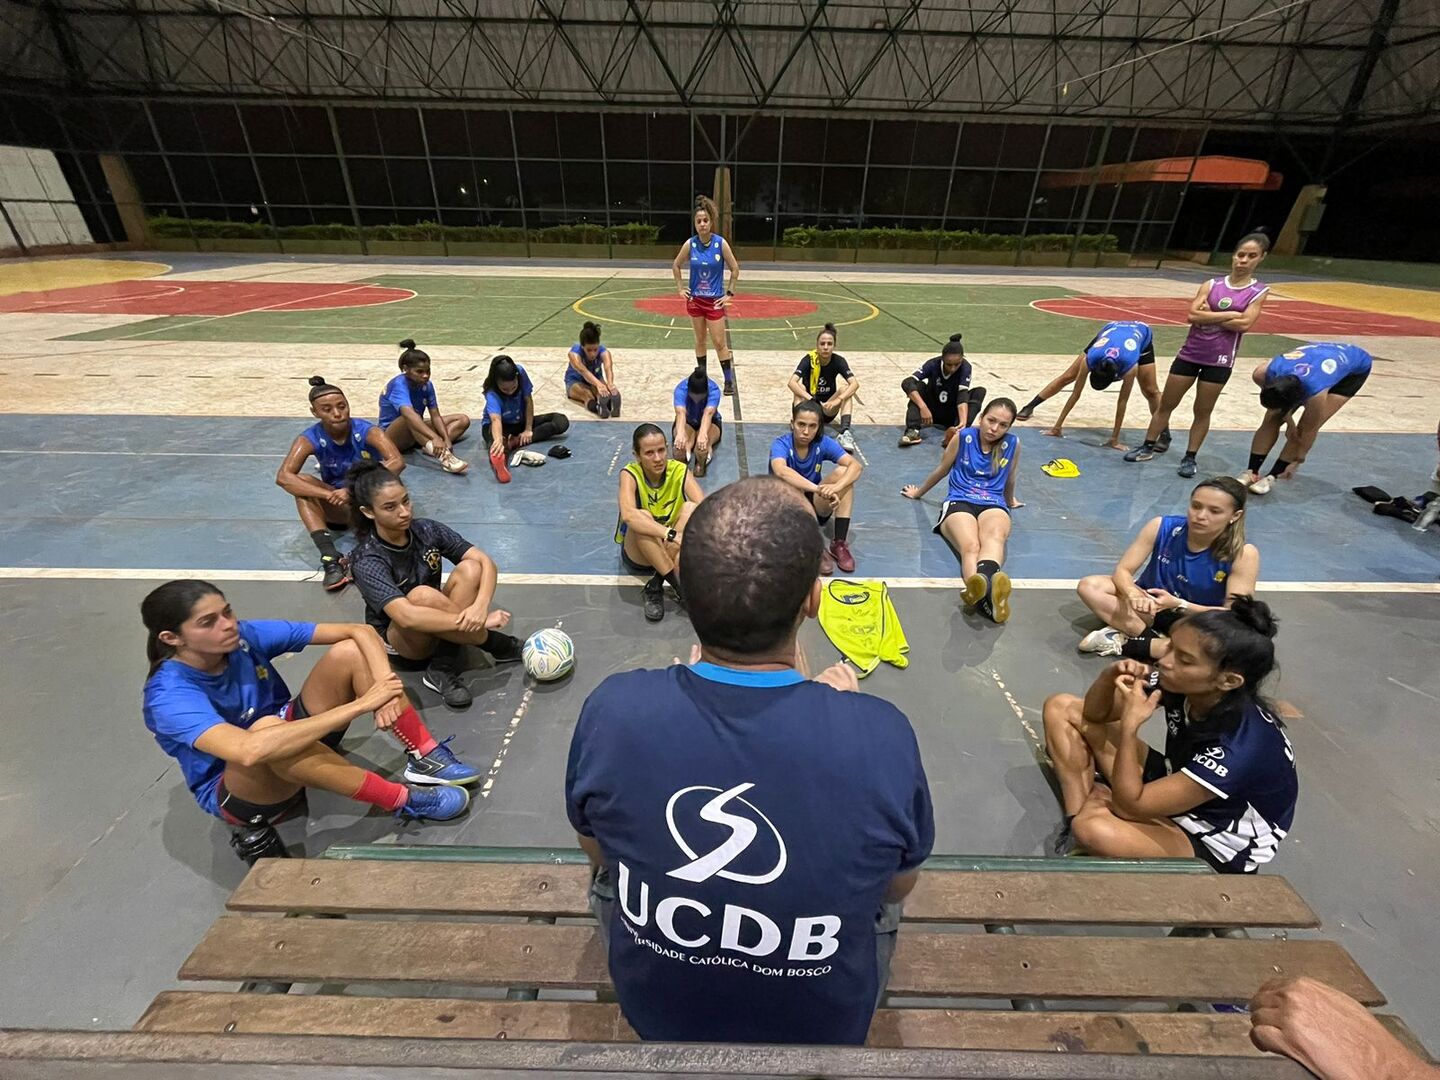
[522,628,575,682]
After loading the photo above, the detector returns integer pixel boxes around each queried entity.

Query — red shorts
[686,295,727,321]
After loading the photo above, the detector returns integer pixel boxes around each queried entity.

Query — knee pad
[229,815,291,866]
[901,376,921,396]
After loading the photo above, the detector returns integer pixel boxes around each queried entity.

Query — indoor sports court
[2,2,1439,1074]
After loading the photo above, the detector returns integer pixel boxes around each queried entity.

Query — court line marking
[2,567,1436,593]
[0,449,280,458]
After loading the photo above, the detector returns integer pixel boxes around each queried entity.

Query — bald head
[680,477,824,655]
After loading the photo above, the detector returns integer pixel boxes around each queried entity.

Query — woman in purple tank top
[1126,231,1271,477]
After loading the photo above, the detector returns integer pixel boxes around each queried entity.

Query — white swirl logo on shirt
[1321,358,1338,375]
[666,783,788,884]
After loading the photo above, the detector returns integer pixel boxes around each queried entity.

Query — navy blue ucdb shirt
[566,663,934,1045]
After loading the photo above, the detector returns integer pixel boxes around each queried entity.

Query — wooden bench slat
[226,860,1318,928]
[179,916,1381,1004]
[132,992,1431,1060]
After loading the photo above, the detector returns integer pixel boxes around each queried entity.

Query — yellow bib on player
[615,460,687,542]
[804,349,823,395]
[818,579,910,678]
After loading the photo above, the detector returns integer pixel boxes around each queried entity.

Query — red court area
[1033,295,1440,337]
[0,280,415,315]
[634,293,819,319]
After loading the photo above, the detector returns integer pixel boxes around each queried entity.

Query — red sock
[389,704,438,756]
[352,772,408,811]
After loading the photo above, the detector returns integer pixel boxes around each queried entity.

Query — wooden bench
[108,846,1427,1071]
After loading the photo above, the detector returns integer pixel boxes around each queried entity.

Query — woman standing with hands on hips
[672,196,740,396]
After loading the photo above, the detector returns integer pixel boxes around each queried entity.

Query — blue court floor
[3,414,1436,582]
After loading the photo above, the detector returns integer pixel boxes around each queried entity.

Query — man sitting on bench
[565,476,934,1045]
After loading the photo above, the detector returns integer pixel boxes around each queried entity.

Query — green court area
[62,274,1306,356]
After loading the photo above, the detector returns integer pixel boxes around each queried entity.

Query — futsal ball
[522,628,575,682]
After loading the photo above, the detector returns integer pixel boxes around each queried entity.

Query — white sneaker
[1236,470,1259,486]
[1249,474,1274,495]
[837,430,858,452]
[437,449,469,474]
[509,449,546,468]
[1078,627,1127,656]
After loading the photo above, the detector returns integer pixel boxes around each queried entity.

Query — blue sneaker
[396,783,471,821]
[403,736,482,787]
[1123,443,1156,463]
[1177,456,1198,478]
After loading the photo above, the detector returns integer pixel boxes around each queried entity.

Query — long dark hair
[141,579,224,679]
[1176,596,1280,730]
[347,460,406,539]
[483,354,521,395]
[579,321,602,346]
[1259,374,1307,412]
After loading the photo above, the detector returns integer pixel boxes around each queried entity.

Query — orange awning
[1041,156,1282,191]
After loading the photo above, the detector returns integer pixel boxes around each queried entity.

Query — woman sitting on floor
[482,354,571,483]
[565,320,621,418]
[616,423,705,623]
[378,339,470,474]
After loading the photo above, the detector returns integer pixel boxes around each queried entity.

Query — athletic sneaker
[396,784,470,821]
[403,736,482,787]
[488,449,511,484]
[1123,443,1156,463]
[1236,469,1260,487]
[837,430,858,453]
[693,452,708,478]
[483,631,523,664]
[1249,474,1275,495]
[423,660,473,709]
[989,571,1013,624]
[438,448,468,474]
[596,395,612,420]
[961,573,987,609]
[642,578,664,622]
[321,555,350,592]
[1177,456,1198,479]
[830,539,856,574]
[1078,627,1127,656]
[1015,407,1035,422]
[608,392,622,418]
[723,380,736,397]
[1154,428,1173,453]
[819,547,835,576]
[898,429,922,447]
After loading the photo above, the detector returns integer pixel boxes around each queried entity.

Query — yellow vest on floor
[818,579,910,678]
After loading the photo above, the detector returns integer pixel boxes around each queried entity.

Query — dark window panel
[125,154,178,208]
[912,121,959,166]
[729,213,776,243]
[0,98,22,144]
[986,170,1041,217]
[12,98,63,148]
[1134,127,1199,159]
[358,206,401,226]
[306,205,354,226]
[512,112,560,157]
[947,172,992,218]
[863,166,910,217]
[148,103,203,152]
[288,107,335,154]
[472,161,520,207]
[868,119,916,166]
[1033,184,1082,222]
[649,212,693,244]
[778,162,821,215]
[556,112,601,156]
[733,114,780,161]
[388,206,441,226]
[439,207,525,229]
[255,156,307,204]
[423,108,470,155]
[646,113,692,161]
[270,206,315,226]
[1103,128,1140,163]
[193,104,247,154]
[517,159,562,208]
[603,113,647,158]
[824,119,870,165]
[385,157,437,208]
[734,163,777,214]
[561,159,607,209]
[76,153,112,202]
[167,156,221,204]
[998,123,1046,169]
[1109,184,1152,218]
[1044,124,1099,168]
[376,108,424,156]
[214,160,262,205]
[904,170,950,218]
[241,105,293,153]
[819,165,864,217]
[649,163,692,214]
[57,102,105,151]
[296,157,347,204]
[432,158,480,208]
[955,122,1004,167]
[693,114,722,162]
[185,204,228,220]
[466,110,512,155]
[346,158,394,207]
[87,199,125,243]
[606,160,650,212]
[335,107,382,154]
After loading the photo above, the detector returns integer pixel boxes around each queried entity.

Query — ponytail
[397,339,429,370]
[348,461,405,538]
[141,580,224,680]
[941,333,964,358]
[1178,596,1280,728]
[1194,476,1248,563]
[817,322,837,345]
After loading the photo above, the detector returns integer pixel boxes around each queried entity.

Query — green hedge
[146,216,660,245]
[781,226,1119,253]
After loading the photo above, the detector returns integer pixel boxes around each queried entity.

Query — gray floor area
[1,579,1437,1051]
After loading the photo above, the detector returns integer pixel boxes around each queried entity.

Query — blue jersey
[1160,695,1297,873]
[378,373,438,427]
[302,418,377,488]
[770,432,846,485]
[143,620,316,816]
[1085,320,1153,374]
[945,428,1017,507]
[565,344,609,388]
[1135,515,1231,607]
[1266,343,1372,401]
[566,663,933,1044]
[688,234,727,299]
[675,377,722,430]
[484,366,535,429]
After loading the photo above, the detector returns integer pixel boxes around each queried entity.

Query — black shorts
[619,544,652,574]
[1330,370,1369,397]
[934,499,1008,532]
[213,697,344,825]
[805,490,833,525]
[1169,359,1233,385]
[1115,750,1237,872]
[1137,343,1156,367]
